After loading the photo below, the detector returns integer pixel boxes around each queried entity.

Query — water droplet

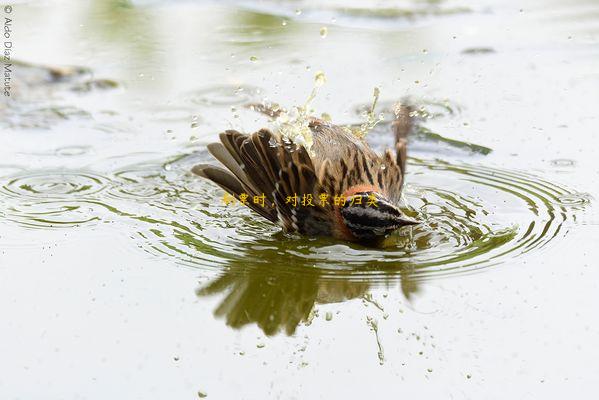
[198,390,208,398]
[256,343,265,348]
[314,71,326,87]
[320,27,328,38]
[295,9,302,15]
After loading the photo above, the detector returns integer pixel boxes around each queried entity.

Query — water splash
[348,87,385,138]
[366,316,385,365]
[276,71,326,153]
[111,156,585,283]
[0,151,585,277]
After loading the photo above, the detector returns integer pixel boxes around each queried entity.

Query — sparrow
[192,104,418,244]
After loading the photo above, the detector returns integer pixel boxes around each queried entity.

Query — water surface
[1,0,598,398]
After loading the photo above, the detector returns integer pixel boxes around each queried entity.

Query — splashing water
[275,71,327,153]
[348,87,385,138]
[276,73,385,154]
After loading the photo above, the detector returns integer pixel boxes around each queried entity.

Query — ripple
[550,158,577,167]
[184,84,262,106]
[0,171,111,230]
[107,164,170,202]
[131,158,586,282]
[105,161,205,212]
[357,98,461,121]
[54,146,91,157]
[0,171,109,200]
[555,193,591,207]
[0,159,586,280]
[4,200,104,230]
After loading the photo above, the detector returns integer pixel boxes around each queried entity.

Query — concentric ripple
[0,157,587,280]
[126,157,587,282]
[107,164,171,202]
[0,171,108,200]
[184,84,263,106]
[0,171,111,229]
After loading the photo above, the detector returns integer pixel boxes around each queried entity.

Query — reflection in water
[1,0,597,394]
[196,237,420,336]
[0,124,588,334]
[123,155,582,281]
[0,147,585,277]
[198,258,367,336]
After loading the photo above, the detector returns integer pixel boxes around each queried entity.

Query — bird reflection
[196,235,421,336]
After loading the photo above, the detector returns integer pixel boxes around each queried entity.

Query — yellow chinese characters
[222,192,379,208]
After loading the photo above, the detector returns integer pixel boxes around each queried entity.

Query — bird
[192,104,418,244]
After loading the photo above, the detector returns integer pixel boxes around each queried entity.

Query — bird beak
[396,214,419,227]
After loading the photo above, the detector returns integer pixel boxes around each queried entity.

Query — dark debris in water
[412,126,492,156]
[7,59,118,94]
[70,79,119,93]
[461,47,496,55]
[340,6,471,20]
[1,60,119,129]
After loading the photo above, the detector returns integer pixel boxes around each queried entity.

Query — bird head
[339,191,418,242]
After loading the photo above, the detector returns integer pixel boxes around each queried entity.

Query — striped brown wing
[308,112,410,205]
[194,129,334,235]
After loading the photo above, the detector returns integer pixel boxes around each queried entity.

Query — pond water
[1,0,598,398]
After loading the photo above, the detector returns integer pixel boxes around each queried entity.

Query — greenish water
[1,0,598,398]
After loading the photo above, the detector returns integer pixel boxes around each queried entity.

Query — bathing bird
[192,105,418,243]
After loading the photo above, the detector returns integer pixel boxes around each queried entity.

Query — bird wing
[193,129,333,235]
[308,107,411,205]
[392,103,413,175]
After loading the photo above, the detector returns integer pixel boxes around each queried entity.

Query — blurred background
[1,0,598,399]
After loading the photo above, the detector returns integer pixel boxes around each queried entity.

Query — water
[1,0,599,398]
